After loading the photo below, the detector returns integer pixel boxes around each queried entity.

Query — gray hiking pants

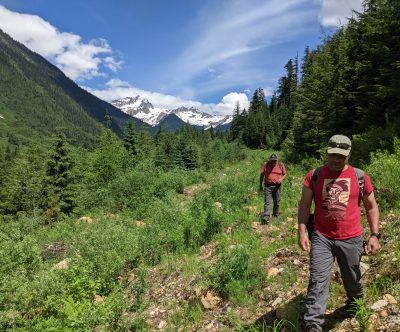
[263,184,281,218]
[304,231,364,327]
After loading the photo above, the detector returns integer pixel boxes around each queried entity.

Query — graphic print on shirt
[322,178,350,221]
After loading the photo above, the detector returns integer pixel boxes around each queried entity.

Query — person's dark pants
[304,232,364,328]
[263,184,281,218]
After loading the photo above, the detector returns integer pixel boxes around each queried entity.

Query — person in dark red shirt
[298,135,380,332]
[259,153,287,224]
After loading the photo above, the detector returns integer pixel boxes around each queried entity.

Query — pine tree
[229,102,246,141]
[123,120,138,164]
[45,131,75,219]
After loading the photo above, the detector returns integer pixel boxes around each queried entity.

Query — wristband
[370,232,381,240]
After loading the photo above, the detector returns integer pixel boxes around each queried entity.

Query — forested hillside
[230,0,400,164]
[0,29,142,150]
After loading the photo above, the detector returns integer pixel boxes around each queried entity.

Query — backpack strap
[311,166,322,200]
[307,166,322,239]
[354,167,365,205]
[278,161,284,175]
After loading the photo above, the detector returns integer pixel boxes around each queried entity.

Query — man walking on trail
[298,135,380,332]
[259,153,287,224]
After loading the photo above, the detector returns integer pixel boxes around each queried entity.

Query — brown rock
[128,272,136,284]
[271,297,283,307]
[371,299,388,310]
[52,258,70,270]
[157,320,167,329]
[94,295,104,303]
[77,216,93,224]
[267,267,280,277]
[379,309,388,318]
[201,291,221,309]
[224,226,233,234]
[367,313,378,332]
[383,293,397,305]
[214,202,223,210]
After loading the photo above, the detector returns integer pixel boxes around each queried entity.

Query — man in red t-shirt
[259,153,287,224]
[298,135,380,332]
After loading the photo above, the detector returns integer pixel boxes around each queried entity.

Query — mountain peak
[111,96,233,129]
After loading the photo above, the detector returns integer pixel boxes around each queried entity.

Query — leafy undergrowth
[0,150,399,331]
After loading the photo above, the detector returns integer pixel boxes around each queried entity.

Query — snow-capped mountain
[111,96,232,129]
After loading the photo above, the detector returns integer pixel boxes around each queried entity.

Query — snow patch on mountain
[111,96,233,128]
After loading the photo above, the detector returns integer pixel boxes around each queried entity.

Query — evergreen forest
[0,0,399,331]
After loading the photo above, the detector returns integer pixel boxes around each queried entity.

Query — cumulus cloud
[214,92,250,115]
[85,79,249,116]
[318,0,364,27]
[0,5,122,80]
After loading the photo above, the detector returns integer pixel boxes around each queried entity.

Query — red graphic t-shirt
[261,162,286,184]
[304,165,374,240]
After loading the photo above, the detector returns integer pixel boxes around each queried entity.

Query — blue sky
[0,0,363,115]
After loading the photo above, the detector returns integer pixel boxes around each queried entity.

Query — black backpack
[307,166,365,238]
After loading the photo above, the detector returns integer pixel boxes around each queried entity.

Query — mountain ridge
[111,96,233,130]
[0,28,144,148]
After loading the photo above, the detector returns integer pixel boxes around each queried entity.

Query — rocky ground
[123,189,400,331]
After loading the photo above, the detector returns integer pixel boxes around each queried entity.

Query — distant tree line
[0,125,245,220]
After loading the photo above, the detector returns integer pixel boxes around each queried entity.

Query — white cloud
[215,92,250,115]
[0,5,122,80]
[105,78,131,88]
[163,0,315,97]
[318,0,364,27]
[85,79,249,116]
[262,87,275,97]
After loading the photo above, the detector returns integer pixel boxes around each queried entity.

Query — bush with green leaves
[366,137,400,210]
[207,244,264,303]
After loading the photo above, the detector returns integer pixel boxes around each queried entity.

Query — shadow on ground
[243,295,347,331]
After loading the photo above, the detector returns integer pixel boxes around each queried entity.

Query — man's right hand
[298,231,310,252]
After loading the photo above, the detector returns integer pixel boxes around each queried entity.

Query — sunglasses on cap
[328,142,351,150]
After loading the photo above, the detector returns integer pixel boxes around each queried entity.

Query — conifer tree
[229,102,246,141]
[45,131,75,218]
[123,121,138,163]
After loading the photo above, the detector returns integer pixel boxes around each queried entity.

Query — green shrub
[207,244,264,301]
[365,137,400,210]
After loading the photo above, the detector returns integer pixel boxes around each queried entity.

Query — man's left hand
[366,236,380,255]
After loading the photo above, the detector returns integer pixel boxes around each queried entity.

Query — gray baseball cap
[327,135,351,156]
